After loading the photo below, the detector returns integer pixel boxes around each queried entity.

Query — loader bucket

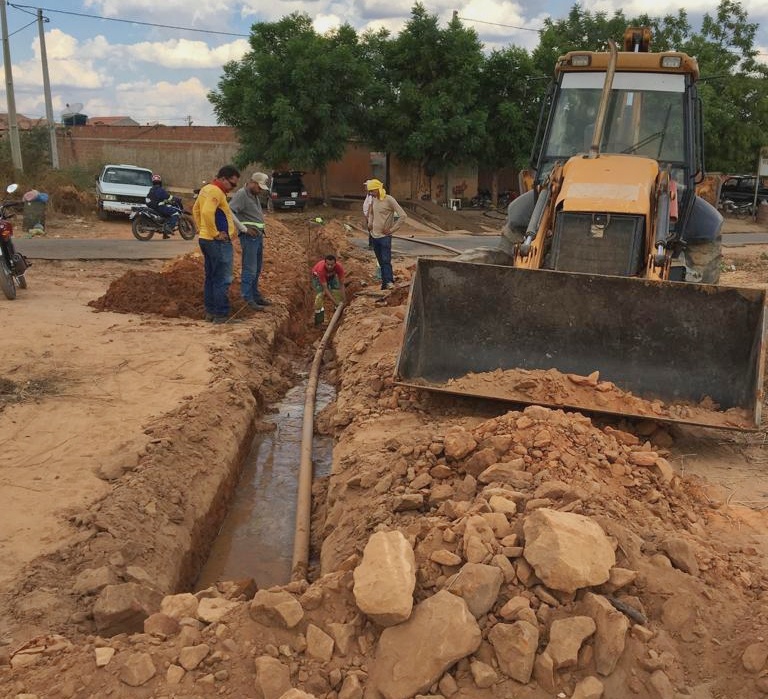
[395,258,766,430]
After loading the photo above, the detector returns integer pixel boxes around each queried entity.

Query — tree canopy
[209,0,768,188]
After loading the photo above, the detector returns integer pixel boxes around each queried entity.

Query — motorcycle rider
[147,174,180,239]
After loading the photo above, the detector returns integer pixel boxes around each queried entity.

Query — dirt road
[0,208,767,699]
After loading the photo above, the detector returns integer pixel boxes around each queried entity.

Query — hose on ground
[291,300,345,581]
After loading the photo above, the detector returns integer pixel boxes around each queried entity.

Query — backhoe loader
[396,28,766,429]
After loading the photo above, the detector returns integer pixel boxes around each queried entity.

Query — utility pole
[38,9,58,168]
[0,0,23,171]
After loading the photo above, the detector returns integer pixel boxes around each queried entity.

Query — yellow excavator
[396,28,766,429]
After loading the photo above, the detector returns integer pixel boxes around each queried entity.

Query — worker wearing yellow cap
[365,178,407,290]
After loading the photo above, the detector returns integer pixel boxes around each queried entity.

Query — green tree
[476,46,540,203]
[209,14,368,201]
[0,126,53,177]
[364,4,486,201]
[533,5,632,76]
[680,0,768,172]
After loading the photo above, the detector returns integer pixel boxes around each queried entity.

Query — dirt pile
[87,218,361,324]
[313,293,768,697]
[428,367,753,430]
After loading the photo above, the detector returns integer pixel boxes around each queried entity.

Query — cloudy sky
[1,0,766,127]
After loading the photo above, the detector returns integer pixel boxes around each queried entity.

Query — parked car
[719,175,768,209]
[269,171,307,211]
[96,164,153,219]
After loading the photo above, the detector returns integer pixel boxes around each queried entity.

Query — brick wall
[54,125,480,202]
[56,125,241,190]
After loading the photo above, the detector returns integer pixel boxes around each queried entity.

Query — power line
[458,15,541,32]
[7,3,250,38]
[8,17,36,37]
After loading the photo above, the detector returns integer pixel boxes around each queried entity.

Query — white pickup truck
[96,164,153,219]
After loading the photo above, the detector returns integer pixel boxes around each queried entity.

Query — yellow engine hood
[557,154,659,215]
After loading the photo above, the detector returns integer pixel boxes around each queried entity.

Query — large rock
[443,428,477,460]
[487,620,539,683]
[544,616,596,669]
[250,590,304,628]
[582,592,629,675]
[353,530,415,626]
[118,652,156,687]
[368,590,481,699]
[445,563,503,618]
[523,509,615,593]
[93,583,163,636]
[197,596,239,623]
[254,656,291,699]
[160,592,199,619]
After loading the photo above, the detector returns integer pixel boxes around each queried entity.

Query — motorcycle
[0,184,31,301]
[130,197,196,241]
[721,198,755,218]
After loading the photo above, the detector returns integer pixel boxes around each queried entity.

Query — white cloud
[88,76,215,124]
[120,38,250,69]
[84,0,232,30]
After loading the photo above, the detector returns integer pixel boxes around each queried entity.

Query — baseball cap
[251,172,270,190]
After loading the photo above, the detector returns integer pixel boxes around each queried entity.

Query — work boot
[314,309,325,327]
[247,300,265,311]
[254,296,272,306]
[212,315,242,324]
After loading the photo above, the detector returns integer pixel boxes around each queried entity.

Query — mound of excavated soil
[428,367,753,430]
[87,218,365,323]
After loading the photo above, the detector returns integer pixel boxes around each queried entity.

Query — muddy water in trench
[195,377,335,590]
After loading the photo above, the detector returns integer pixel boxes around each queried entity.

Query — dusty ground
[0,205,767,699]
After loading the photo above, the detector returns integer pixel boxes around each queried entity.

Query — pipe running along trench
[291,300,346,581]
[290,231,463,581]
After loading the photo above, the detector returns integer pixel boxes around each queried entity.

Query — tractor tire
[686,236,722,284]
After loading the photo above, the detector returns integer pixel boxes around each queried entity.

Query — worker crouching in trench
[311,254,346,326]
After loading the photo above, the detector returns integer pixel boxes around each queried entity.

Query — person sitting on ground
[311,254,346,326]
[147,174,180,238]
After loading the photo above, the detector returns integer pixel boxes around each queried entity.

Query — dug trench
[1,212,768,699]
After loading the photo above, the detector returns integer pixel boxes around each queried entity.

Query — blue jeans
[371,235,393,286]
[199,238,233,317]
[239,232,263,302]
[156,203,179,230]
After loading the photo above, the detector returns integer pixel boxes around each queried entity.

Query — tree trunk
[320,168,328,205]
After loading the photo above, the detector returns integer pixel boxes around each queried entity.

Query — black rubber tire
[686,236,722,284]
[97,201,109,221]
[0,259,16,300]
[131,215,155,241]
[178,215,196,240]
[16,274,27,289]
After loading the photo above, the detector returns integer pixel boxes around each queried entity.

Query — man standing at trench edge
[229,172,272,311]
[193,165,240,323]
[366,178,406,290]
